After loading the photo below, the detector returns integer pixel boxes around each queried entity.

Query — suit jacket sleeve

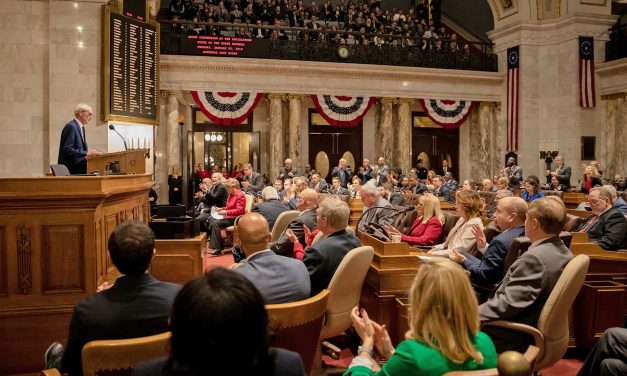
[557,167,571,185]
[252,173,265,193]
[401,218,442,246]
[479,253,545,322]
[302,245,325,293]
[61,304,88,376]
[464,239,508,285]
[591,211,626,250]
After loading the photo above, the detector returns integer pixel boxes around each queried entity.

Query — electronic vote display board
[102,1,159,124]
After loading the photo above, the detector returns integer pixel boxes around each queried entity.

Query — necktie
[82,126,86,142]
[581,215,599,232]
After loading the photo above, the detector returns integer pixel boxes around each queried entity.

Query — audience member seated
[132,268,305,376]
[358,181,395,231]
[480,197,573,353]
[302,196,361,296]
[429,190,484,256]
[604,184,627,215]
[462,179,477,191]
[544,175,568,192]
[45,221,182,376]
[344,258,497,375]
[287,176,309,209]
[577,187,626,251]
[581,164,603,194]
[482,178,497,192]
[207,178,246,256]
[521,176,544,203]
[495,176,509,191]
[231,213,310,303]
[384,194,443,246]
[615,176,626,192]
[329,176,350,195]
[381,182,408,206]
[281,178,295,204]
[443,171,459,192]
[486,189,513,219]
[310,172,328,193]
[350,176,363,198]
[576,327,627,376]
[449,197,527,293]
[431,175,452,202]
[545,155,571,189]
[271,189,318,257]
[251,186,290,230]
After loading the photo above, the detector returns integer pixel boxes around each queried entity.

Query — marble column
[166,92,181,178]
[287,94,307,169]
[266,93,286,181]
[605,96,627,177]
[396,98,414,173]
[377,98,396,164]
[469,102,497,180]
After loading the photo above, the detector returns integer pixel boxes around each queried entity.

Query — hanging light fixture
[216,134,223,142]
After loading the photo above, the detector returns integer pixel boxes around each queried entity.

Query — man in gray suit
[278,158,302,181]
[242,163,264,195]
[251,186,290,230]
[480,196,573,353]
[358,181,395,232]
[545,155,572,188]
[502,156,523,190]
[271,189,318,257]
[233,213,310,303]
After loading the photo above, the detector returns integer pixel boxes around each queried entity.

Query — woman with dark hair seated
[521,176,544,203]
[133,268,305,376]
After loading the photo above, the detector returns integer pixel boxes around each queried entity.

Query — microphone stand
[108,125,128,150]
[356,205,413,233]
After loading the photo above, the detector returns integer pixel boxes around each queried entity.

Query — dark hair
[167,268,275,376]
[107,221,154,276]
[525,176,540,194]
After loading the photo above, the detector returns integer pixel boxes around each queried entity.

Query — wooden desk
[0,174,152,375]
[87,149,148,174]
[152,233,207,285]
[358,232,425,345]
[564,193,588,209]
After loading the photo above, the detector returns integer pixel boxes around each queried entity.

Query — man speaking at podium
[58,103,103,174]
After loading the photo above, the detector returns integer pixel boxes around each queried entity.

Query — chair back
[50,164,70,176]
[81,332,171,376]
[563,214,584,232]
[404,194,423,206]
[479,191,498,210]
[441,212,461,242]
[320,246,374,339]
[244,194,255,213]
[535,254,589,369]
[270,210,300,242]
[266,289,330,376]
[393,209,419,234]
[502,236,531,273]
[558,231,572,248]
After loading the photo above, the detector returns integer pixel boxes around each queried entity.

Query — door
[412,125,459,177]
[308,111,362,182]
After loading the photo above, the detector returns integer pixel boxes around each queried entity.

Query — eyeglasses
[589,198,607,205]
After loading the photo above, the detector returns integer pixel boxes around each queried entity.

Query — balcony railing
[159,20,498,72]
[606,23,627,62]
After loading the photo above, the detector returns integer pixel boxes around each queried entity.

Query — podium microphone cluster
[108,124,128,150]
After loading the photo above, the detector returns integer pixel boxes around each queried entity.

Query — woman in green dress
[345,258,497,376]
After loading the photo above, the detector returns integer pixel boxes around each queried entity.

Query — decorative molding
[596,60,627,78]
[488,0,519,21]
[580,0,607,6]
[380,97,399,105]
[41,225,85,294]
[600,93,627,100]
[266,93,288,101]
[16,226,32,295]
[160,90,177,97]
[286,94,307,101]
[396,98,416,105]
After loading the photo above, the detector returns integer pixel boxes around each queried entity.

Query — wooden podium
[87,149,148,174]
[0,174,153,374]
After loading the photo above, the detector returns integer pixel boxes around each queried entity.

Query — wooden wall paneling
[574,281,627,345]
[0,226,6,296]
[152,233,207,285]
[40,225,85,294]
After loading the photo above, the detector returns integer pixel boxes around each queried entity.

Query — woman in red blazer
[385,194,444,246]
[208,178,247,255]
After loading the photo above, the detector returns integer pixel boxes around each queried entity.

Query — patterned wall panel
[41,225,85,293]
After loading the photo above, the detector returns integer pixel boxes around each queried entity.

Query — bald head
[236,213,271,256]
[298,188,319,210]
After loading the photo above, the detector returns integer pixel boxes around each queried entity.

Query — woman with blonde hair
[495,176,509,191]
[428,190,484,256]
[345,258,497,375]
[384,194,444,246]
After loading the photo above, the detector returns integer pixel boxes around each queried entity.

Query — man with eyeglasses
[270,189,319,257]
[577,187,626,251]
[58,103,103,174]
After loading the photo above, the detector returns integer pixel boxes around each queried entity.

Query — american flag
[507,46,519,152]
[579,36,596,108]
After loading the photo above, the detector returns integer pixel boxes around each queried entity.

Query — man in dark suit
[331,158,352,188]
[251,19,267,38]
[357,158,374,184]
[251,186,290,230]
[58,103,103,174]
[480,197,573,352]
[545,155,572,188]
[278,158,302,181]
[358,182,395,231]
[271,189,318,257]
[233,213,310,303]
[303,196,361,296]
[578,187,626,251]
[329,177,349,195]
[449,197,527,296]
[438,159,453,177]
[309,173,328,193]
[44,221,181,375]
[381,182,407,206]
[242,163,265,195]
[432,176,452,202]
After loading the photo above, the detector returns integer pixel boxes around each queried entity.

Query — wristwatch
[357,345,373,357]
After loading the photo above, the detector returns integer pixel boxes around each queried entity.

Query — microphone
[108,124,128,150]
[356,205,403,232]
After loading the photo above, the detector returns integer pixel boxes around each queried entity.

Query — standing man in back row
[545,155,571,189]
[58,103,103,174]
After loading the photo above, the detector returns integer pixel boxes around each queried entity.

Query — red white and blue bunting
[191,91,264,125]
[419,99,474,129]
[311,95,376,127]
